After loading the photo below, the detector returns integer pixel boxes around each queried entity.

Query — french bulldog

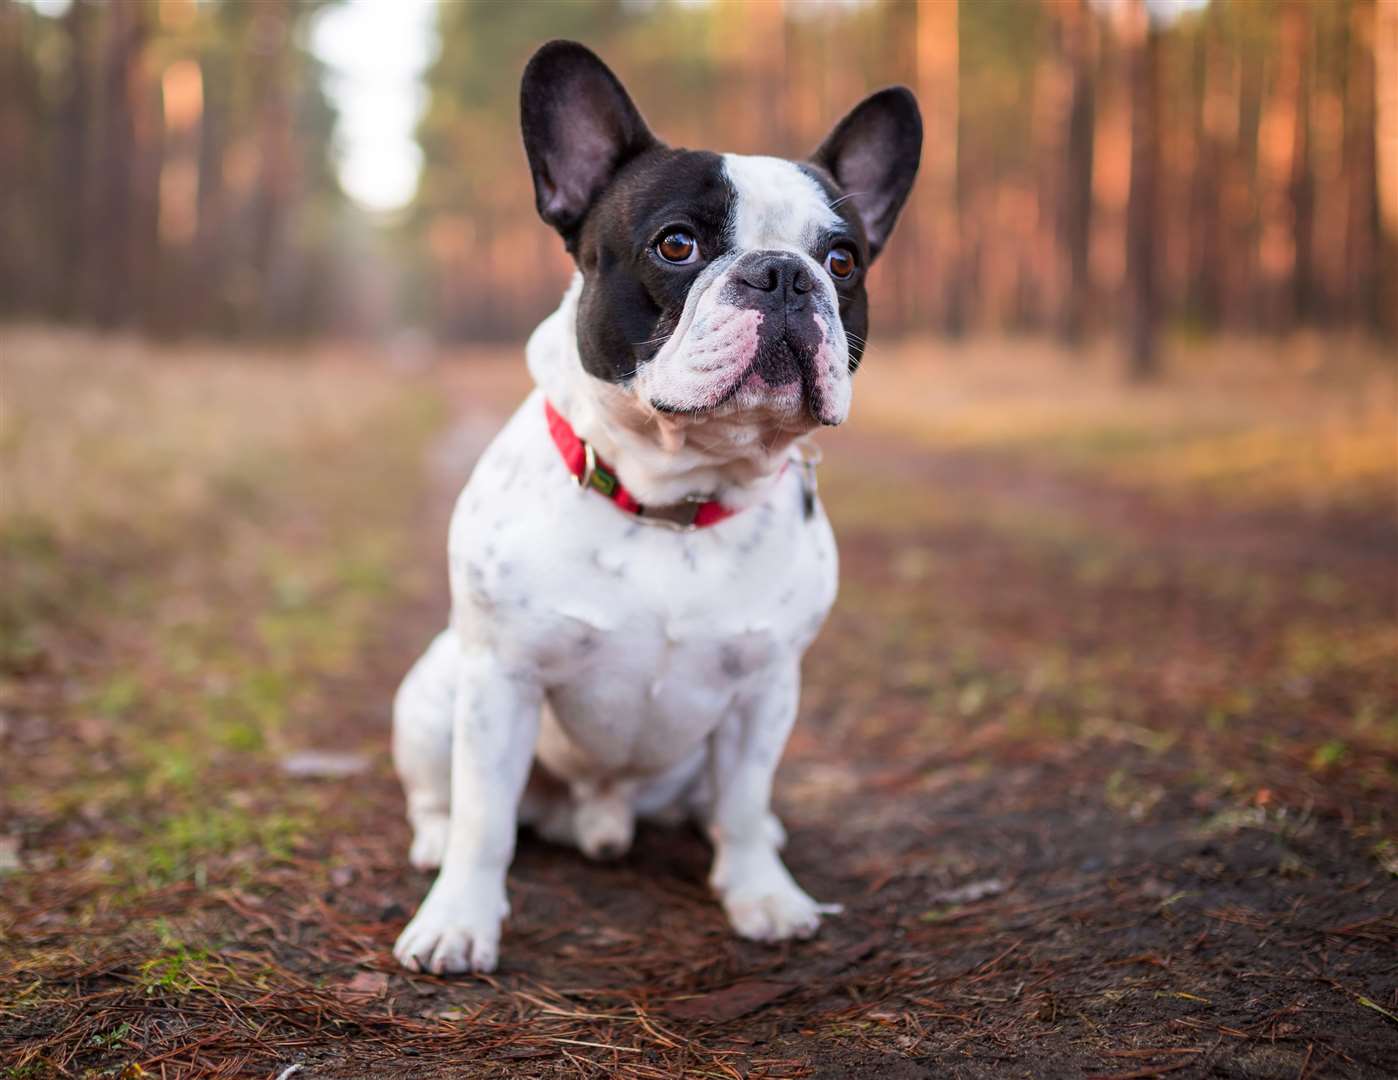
[392,40,920,974]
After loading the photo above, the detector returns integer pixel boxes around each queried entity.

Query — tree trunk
[1058,0,1096,344]
[194,43,229,332]
[1256,1,1309,331]
[90,0,147,328]
[1030,12,1067,332]
[0,0,39,314]
[1288,5,1315,324]
[1374,0,1398,336]
[252,0,298,334]
[879,0,919,333]
[131,29,164,335]
[1188,25,1218,329]
[52,0,96,319]
[916,0,958,336]
[732,0,785,153]
[1125,0,1159,379]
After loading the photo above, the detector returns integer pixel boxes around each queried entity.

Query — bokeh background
[4,0,1396,358]
[3,2,1397,1077]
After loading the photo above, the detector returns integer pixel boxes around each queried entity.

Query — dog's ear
[520,41,657,249]
[810,87,922,261]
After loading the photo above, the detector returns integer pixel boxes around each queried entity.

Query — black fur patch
[573,149,734,383]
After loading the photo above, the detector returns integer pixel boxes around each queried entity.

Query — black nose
[736,252,813,301]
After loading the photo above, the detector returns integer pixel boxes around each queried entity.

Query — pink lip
[711,361,807,415]
[738,367,799,393]
[650,362,802,415]
[645,307,846,422]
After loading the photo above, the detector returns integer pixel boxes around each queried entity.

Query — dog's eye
[656,231,699,265]
[825,246,858,281]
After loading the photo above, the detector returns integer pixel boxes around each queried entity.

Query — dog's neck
[527,276,812,509]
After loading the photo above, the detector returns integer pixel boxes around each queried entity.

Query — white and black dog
[392,41,920,974]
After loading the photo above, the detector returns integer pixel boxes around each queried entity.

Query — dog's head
[521,40,921,431]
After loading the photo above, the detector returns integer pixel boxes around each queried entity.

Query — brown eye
[825,246,857,281]
[656,230,699,265]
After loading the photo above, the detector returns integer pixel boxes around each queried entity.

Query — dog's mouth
[651,365,796,415]
[640,294,849,427]
[651,340,836,424]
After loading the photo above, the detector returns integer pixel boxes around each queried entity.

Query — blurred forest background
[6,5,1398,1072]
[3,0,1395,376]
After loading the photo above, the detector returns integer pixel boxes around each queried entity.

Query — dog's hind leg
[635,754,786,849]
[518,749,578,849]
[392,630,457,870]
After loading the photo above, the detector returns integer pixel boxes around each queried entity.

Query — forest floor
[2,327,1395,1079]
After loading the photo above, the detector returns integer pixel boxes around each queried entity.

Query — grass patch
[1,327,444,909]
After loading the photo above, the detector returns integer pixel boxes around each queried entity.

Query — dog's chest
[447,393,837,774]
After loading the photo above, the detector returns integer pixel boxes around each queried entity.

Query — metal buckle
[576,440,597,490]
[578,435,703,528]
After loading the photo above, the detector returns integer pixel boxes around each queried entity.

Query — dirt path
[326,383,1397,1078]
[5,366,1395,1079]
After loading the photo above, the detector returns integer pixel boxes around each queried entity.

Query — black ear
[811,87,922,260]
[520,41,658,248]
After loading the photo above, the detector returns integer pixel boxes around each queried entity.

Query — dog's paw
[712,846,841,944]
[408,815,449,871]
[574,795,634,861]
[393,880,508,974]
[723,882,834,942]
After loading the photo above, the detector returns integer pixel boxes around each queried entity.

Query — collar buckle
[546,398,731,530]
[575,440,618,497]
[576,440,597,490]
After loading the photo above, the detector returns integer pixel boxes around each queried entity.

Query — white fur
[722,154,841,252]
[392,315,842,973]
[392,160,854,975]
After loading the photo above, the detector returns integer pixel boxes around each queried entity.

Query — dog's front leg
[393,647,540,974]
[708,664,838,942]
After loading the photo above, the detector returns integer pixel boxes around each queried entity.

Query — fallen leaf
[280,750,370,779]
[339,970,389,1001]
[666,980,795,1022]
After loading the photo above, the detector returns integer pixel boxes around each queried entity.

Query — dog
[391,40,920,974]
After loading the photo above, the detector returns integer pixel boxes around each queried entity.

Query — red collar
[544,399,738,530]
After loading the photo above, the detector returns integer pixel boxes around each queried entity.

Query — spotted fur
[391,40,920,974]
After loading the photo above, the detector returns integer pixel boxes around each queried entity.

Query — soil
[3,366,1395,1079]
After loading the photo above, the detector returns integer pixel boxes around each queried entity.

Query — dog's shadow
[390,818,848,983]
[509,820,714,923]
[437,821,758,980]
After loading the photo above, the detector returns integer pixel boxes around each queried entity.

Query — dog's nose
[736,253,813,301]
